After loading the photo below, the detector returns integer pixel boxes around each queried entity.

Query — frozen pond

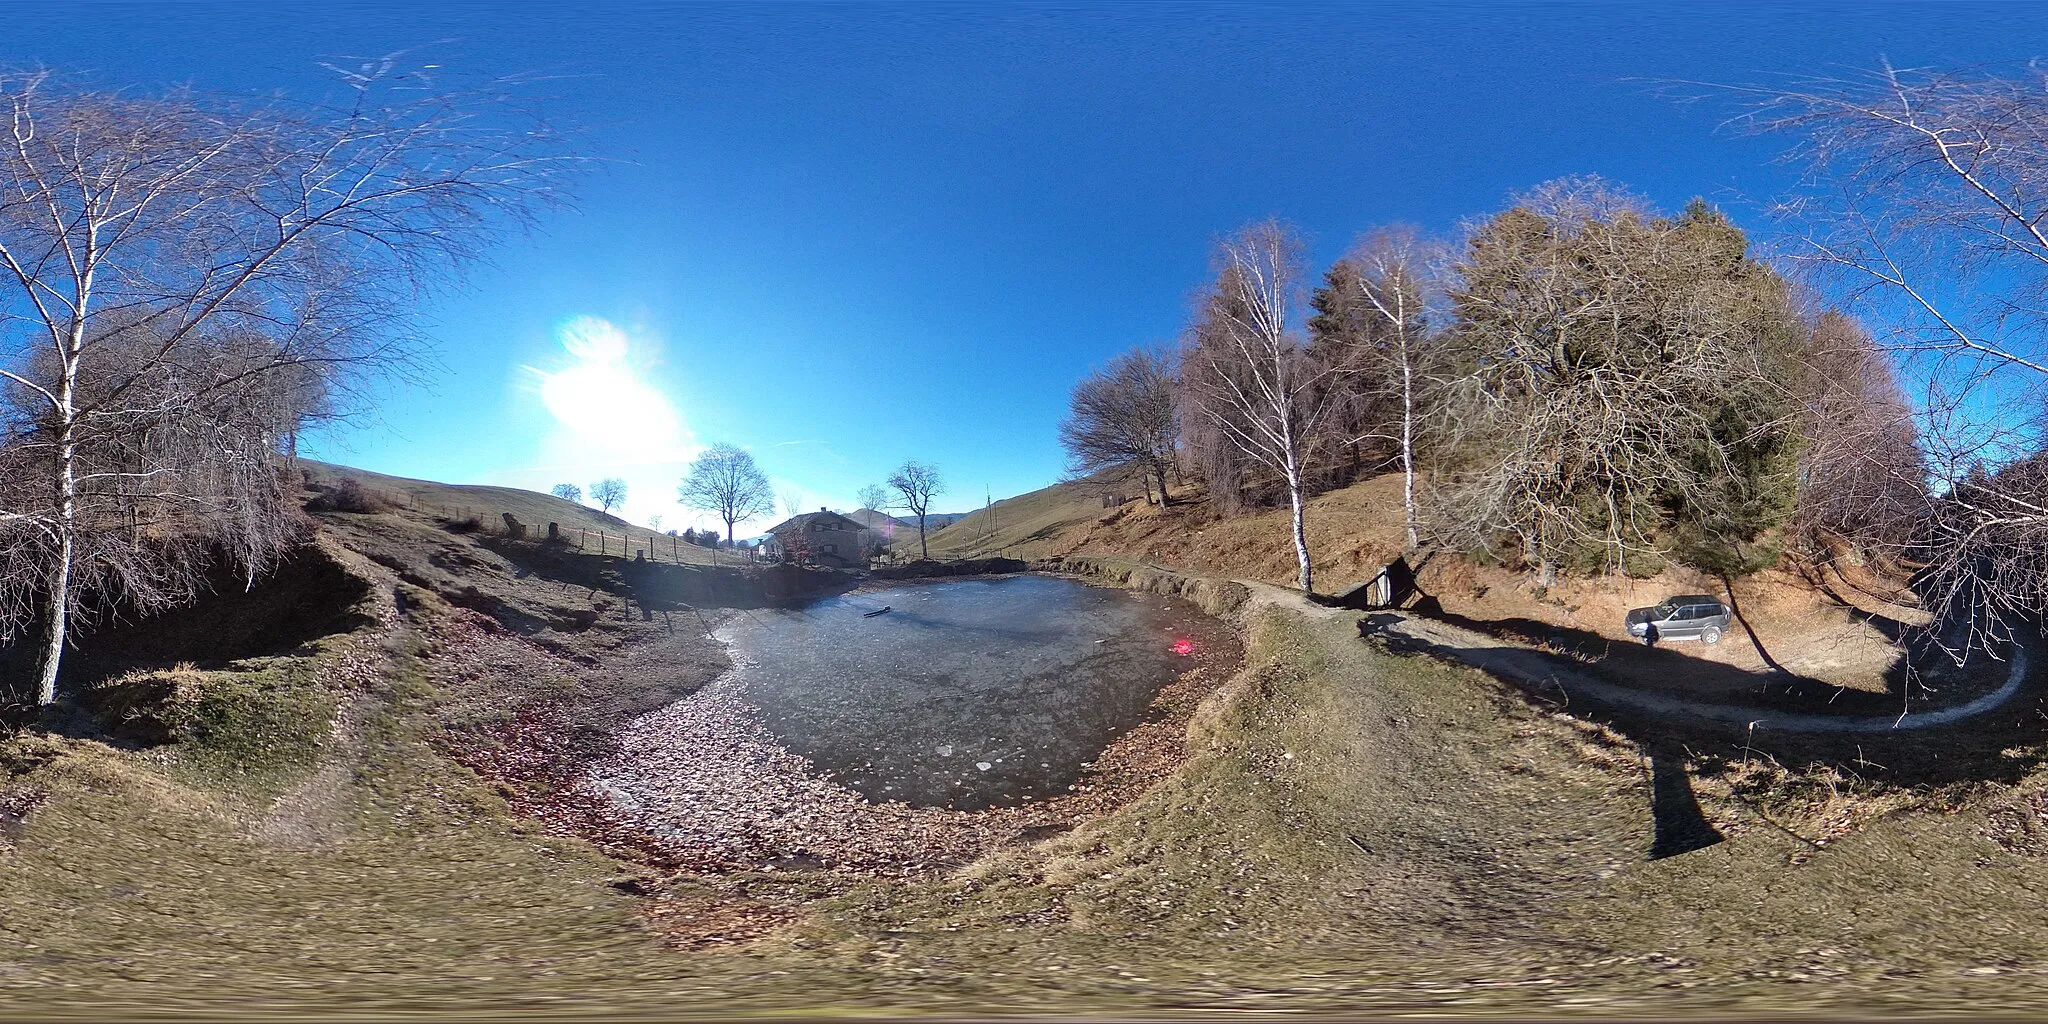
[714,575,1229,810]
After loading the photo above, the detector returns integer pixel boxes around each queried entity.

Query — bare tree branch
[680,444,774,544]
[0,63,579,705]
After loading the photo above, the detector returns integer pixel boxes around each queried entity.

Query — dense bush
[306,477,393,514]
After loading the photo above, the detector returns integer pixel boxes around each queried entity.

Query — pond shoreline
[568,571,1247,884]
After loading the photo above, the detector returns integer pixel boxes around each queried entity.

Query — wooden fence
[421,503,745,565]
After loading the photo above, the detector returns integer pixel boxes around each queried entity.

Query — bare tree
[888,460,944,560]
[1059,347,1178,505]
[550,483,583,503]
[1309,227,1445,552]
[856,483,890,512]
[1178,220,1341,593]
[778,487,807,520]
[679,443,774,543]
[1735,63,2048,654]
[1791,311,1928,554]
[0,64,571,705]
[589,477,627,515]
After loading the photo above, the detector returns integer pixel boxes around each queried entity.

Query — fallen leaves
[422,592,1241,947]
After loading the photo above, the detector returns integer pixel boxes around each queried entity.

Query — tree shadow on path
[1647,745,1724,859]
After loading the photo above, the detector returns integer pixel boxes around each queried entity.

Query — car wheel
[1702,625,1722,645]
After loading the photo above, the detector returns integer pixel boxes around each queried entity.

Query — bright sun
[538,316,684,453]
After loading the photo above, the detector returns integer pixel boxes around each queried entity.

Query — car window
[1654,599,1680,616]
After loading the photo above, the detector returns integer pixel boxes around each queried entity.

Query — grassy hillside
[15,524,2048,1014]
[303,461,739,566]
[929,468,1926,694]
[0,475,860,1013]
[908,465,1155,561]
[5,463,2046,1015]
[920,467,1409,590]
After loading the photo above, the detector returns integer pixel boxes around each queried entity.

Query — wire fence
[421,502,750,566]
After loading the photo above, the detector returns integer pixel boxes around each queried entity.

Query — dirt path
[1215,576,2033,734]
[1359,601,2030,734]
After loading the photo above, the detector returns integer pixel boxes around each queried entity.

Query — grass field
[303,461,741,567]
[13,590,2048,1016]
[7,470,2048,1016]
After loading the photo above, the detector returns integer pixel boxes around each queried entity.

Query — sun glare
[537,316,684,453]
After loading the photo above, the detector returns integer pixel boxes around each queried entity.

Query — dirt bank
[1044,554,1254,618]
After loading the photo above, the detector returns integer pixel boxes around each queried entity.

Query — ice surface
[717,576,1210,809]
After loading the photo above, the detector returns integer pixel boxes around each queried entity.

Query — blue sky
[9,2,2048,532]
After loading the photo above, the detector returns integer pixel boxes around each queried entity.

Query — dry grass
[744,607,2048,1015]
[926,470,1414,593]
[302,460,734,567]
[8,466,2048,1015]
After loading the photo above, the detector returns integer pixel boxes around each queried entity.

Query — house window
[821,543,835,553]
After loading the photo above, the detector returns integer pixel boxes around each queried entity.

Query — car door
[1705,602,1730,630]
[1662,605,1704,639]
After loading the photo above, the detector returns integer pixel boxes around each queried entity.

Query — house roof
[766,509,868,536]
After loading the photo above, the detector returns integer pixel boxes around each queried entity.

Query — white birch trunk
[36,352,82,705]
[1288,473,1313,593]
[35,509,71,706]
[1399,334,1419,552]
[1283,432,1313,593]
[35,256,93,706]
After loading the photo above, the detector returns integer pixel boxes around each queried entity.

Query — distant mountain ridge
[846,508,973,531]
[845,508,904,531]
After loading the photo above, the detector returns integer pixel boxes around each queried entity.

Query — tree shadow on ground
[1349,557,2048,862]
[1350,552,2007,719]
[1647,745,1725,858]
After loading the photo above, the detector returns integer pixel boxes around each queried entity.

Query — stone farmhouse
[762,508,872,569]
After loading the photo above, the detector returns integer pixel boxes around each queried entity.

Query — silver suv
[1625,595,1731,645]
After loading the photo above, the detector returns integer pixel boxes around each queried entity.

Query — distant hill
[863,509,973,553]
[845,508,906,531]
[299,461,736,565]
[837,509,973,532]
[911,467,1153,561]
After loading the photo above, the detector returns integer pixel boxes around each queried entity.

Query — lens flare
[536,316,684,454]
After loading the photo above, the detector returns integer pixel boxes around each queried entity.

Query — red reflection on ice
[1171,637,1195,656]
